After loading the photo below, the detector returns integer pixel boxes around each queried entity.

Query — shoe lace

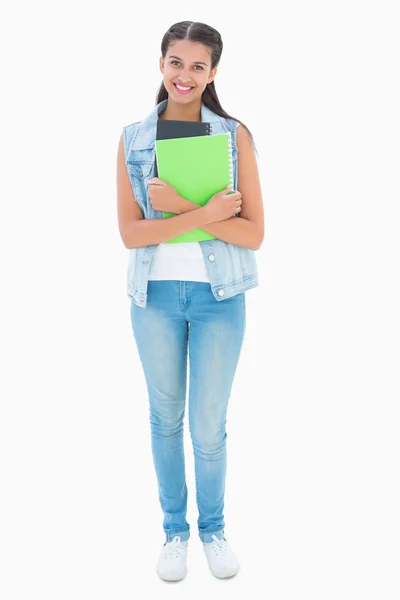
[209,534,228,556]
[164,535,186,560]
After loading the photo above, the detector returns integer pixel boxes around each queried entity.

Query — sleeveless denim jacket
[122,99,259,308]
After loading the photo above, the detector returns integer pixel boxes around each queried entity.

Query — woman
[117,20,264,581]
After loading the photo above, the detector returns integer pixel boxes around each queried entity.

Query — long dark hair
[156,21,256,151]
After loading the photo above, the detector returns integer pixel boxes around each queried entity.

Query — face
[160,39,217,104]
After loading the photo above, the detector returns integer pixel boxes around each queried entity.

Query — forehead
[166,39,211,62]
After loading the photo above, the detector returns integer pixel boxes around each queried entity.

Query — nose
[178,68,192,84]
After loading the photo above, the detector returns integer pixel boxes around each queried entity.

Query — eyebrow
[169,55,208,66]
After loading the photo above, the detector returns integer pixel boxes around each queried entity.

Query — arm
[173,125,265,251]
[174,199,261,250]
[117,135,215,249]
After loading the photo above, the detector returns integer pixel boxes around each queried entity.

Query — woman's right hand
[204,186,242,223]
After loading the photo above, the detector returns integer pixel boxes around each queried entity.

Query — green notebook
[155,132,234,243]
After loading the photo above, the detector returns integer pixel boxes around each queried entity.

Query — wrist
[201,204,214,225]
[173,195,185,215]
[176,195,200,214]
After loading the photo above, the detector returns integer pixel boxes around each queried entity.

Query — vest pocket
[126,162,154,212]
[127,162,153,180]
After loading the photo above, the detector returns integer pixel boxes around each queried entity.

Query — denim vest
[122,99,259,308]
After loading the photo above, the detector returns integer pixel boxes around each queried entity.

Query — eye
[170,60,203,71]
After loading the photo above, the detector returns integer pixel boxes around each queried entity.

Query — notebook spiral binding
[207,122,233,189]
[226,131,238,216]
[226,131,234,189]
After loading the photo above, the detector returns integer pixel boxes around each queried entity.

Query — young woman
[117,21,264,581]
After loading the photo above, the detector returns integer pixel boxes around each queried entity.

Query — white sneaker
[203,534,240,578]
[156,535,188,581]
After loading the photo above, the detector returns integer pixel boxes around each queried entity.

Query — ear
[207,66,217,85]
[159,56,164,74]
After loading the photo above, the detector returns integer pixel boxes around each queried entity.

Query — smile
[174,83,194,94]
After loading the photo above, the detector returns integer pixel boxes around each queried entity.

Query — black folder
[154,119,211,176]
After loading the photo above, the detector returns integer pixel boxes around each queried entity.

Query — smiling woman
[117,20,264,583]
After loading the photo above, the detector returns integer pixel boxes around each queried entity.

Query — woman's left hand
[147,178,182,213]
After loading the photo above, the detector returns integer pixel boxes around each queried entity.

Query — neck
[159,98,202,122]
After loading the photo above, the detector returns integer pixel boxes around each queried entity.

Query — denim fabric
[122,99,259,308]
[130,280,246,542]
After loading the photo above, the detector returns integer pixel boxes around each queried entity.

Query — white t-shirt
[148,242,210,282]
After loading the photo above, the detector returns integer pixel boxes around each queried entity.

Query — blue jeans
[130,281,246,543]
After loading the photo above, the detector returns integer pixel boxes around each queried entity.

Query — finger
[148,178,165,187]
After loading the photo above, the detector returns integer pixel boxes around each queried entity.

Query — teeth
[176,84,192,91]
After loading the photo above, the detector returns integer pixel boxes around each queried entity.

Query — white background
[1,1,399,598]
